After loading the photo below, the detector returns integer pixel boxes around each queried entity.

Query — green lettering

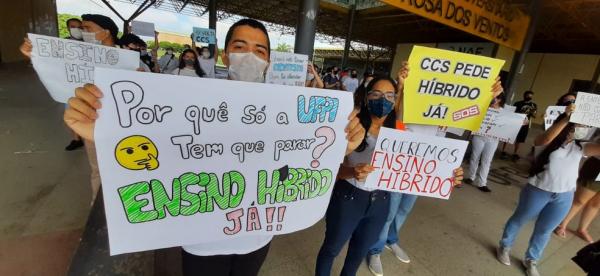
[118,181,159,223]
[151,179,181,219]
[179,172,200,216]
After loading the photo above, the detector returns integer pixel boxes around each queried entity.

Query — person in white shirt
[158,47,179,73]
[464,94,506,193]
[197,46,218,78]
[119,33,153,73]
[342,69,360,93]
[170,49,205,78]
[497,107,600,276]
[63,18,366,276]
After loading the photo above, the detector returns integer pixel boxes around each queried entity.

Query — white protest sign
[597,173,600,182]
[131,21,155,37]
[364,127,468,200]
[266,51,308,87]
[571,92,600,128]
[93,67,353,255]
[27,33,139,103]
[473,108,526,144]
[544,106,566,130]
[504,104,516,112]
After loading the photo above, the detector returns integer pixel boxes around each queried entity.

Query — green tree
[276,43,292,53]
[57,13,81,38]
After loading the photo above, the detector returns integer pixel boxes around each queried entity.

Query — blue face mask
[367,98,394,118]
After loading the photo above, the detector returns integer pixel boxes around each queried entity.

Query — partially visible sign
[131,21,155,37]
[192,27,216,44]
[266,51,308,87]
[570,92,600,128]
[504,104,516,112]
[381,0,530,50]
[364,127,468,200]
[473,108,526,144]
[437,42,495,57]
[27,33,139,103]
[544,106,566,130]
[403,46,505,131]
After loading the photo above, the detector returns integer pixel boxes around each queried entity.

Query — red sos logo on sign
[453,105,480,121]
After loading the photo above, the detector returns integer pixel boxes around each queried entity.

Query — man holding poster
[65,19,366,276]
[402,46,505,131]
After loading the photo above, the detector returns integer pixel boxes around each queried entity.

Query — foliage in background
[57,13,81,38]
[276,43,293,53]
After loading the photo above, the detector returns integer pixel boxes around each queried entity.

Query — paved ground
[0,63,596,276]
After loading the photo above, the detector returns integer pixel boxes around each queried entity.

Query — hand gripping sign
[93,67,353,255]
[403,46,505,131]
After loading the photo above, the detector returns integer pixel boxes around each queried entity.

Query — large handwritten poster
[364,127,468,200]
[403,46,505,131]
[570,92,600,128]
[93,68,353,255]
[28,33,139,103]
[473,108,526,144]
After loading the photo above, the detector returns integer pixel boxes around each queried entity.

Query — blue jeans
[500,184,574,261]
[368,193,418,255]
[316,180,390,276]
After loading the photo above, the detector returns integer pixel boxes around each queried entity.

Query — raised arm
[534,104,575,146]
[584,143,600,157]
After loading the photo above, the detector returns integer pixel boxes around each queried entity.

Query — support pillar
[208,0,217,53]
[341,4,356,68]
[294,0,319,59]
[504,0,541,103]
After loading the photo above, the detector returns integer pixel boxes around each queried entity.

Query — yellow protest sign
[403,46,505,131]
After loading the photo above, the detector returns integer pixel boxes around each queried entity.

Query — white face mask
[82,31,101,44]
[227,52,269,83]
[307,73,315,81]
[69,28,83,40]
[574,127,590,140]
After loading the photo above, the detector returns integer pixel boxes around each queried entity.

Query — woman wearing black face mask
[315,77,397,276]
[171,49,205,78]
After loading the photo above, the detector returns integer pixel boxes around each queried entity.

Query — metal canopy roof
[113,0,600,54]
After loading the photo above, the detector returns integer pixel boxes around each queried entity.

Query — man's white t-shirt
[170,67,201,77]
[199,58,216,78]
[343,77,359,93]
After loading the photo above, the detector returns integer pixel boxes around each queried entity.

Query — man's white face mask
[69,28,83,40]
[82,31,101,44]
[227,52,269,83]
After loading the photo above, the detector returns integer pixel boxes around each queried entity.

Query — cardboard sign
[364,127,468,200]
[380,0,530,50]
[192,27,216,44]
[403,46,505,131]
[266,51,308,87]
[93,67,353,255]
[473,108,526,144]
[27,33,139,103]
[570,92,600,128]
[544,106,566,130]
[131,21,155,37]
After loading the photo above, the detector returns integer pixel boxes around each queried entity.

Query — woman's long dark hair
[529,113,581,177]
[354,76,398,152]
[178,49,205,77]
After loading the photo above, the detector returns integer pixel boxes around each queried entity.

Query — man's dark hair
[81,14,119,43]
[66,18,82,27]
[224,18,270,55]
[524,90,534,96]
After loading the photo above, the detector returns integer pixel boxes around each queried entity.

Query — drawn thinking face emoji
[115,135,159,170]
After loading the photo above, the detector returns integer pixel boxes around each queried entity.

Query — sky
[56,0,343,49]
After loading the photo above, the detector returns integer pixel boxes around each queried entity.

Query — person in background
[500,90,537,161]
[65,18,83,41]
[323,66,340,90]
[158,47,179,73]
[170,49,205,78]
[63,17,85,150]
[197,46,218,78]
[63,18,365,276]
[554,131,600,244]
[464,93,506,193]
[556,92,577,106]
[305,62,324,88]
[342,69,359,93]
[118,33,153,72]
[496,108,600,276]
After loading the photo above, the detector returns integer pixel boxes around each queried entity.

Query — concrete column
[504,0,541,103]
[341,4,356,68]
[294,0,319,59]
[209,0,217,54]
